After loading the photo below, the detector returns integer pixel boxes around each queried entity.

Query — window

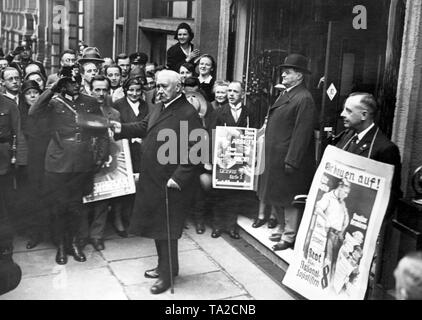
[78,0,84,43]
[153,0,195,19]
[116,0,125,19]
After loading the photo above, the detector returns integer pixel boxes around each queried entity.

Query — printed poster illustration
[213,126,257,190]
[282,145,394,300]
[83,139,136,203]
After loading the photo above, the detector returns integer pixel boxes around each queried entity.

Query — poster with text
[282,145,394,300]
[83,139,136,203]
[213,126,257,190]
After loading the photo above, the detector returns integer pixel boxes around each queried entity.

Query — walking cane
[165,186,175,294]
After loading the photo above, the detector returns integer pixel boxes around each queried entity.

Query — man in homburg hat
[258,53,317,251]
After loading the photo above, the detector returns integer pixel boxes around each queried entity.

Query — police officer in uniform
[29,67,109,265]
[0,77,22,295]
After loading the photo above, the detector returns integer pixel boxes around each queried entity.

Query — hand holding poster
[83,139,136,203]
[282,145,394,300]
[212,126,257,190]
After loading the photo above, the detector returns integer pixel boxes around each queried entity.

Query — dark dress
[199,78,215,102]
[113,97,149,173]
[166,42,194,73]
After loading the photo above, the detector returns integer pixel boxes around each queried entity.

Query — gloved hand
[51,78,68,93]
[12,46,25,56]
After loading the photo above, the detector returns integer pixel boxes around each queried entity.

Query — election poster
[282,145,394,300]
[213,126,257,190]
[83,139,136,203]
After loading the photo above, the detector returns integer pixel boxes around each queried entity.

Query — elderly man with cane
[112,70,202,294]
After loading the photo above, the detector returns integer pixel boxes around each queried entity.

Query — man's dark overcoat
[334,125,402,209]
[120,95,202,240]
[259,83,317,207]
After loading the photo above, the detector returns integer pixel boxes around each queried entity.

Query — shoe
[145,267,179,279]
[67,242,87,262]
[272,241,293,251]
[252,218,266,228]
[145,267,160,279]
[26,238,40,250]
[269,233,282,242]
[91,238,105,251]
[195,222,205,234]
[211,229,222,238]
[228,228,240,240]
[115,228,128,238]
[150,278,171,295]
[267,218,278,229]
[113,223,128,238]
[55,245,67,265]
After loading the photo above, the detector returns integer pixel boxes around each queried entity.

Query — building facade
[0,0,114,73]
[1,0,422,293]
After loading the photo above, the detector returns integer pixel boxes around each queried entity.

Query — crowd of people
[0,22,265,295]
[0,21,418,297]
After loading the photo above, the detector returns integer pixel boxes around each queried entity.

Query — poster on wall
[282,145,394,300]
[83,139,136,203]
[212,126,257,190]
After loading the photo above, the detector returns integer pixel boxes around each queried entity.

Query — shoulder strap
[368,128,379,159]
[54,96,77,115]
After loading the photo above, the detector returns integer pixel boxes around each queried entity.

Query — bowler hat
[21,80,41,94]
[78,47,105,65]
[279,53,311,74]
[130,52,148,65]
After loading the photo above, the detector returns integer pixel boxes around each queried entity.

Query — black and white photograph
[1,0,422,304]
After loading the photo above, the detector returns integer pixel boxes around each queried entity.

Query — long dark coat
[259,83,317,207]
[120,95,202,240]
[334,125,402,211]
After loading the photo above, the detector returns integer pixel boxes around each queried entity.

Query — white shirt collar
[285,80,303,93]
[229,102,242,111]
[127,98,140,116]
[356,122,375,143]
[199,75,213,84]
[164,94,182,109]
[5,91,19,104]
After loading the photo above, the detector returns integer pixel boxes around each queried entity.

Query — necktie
[346,134,359,153]
[14,97,18,105]
[231,107,240,122]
